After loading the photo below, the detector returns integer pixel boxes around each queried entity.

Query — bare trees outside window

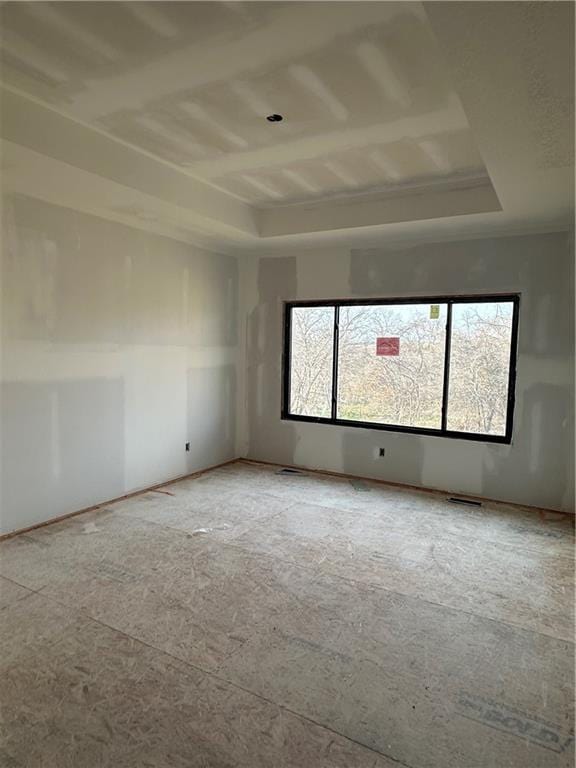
[447,302,515,436]
[338,304,447,429]
[283,296,519,443]
[289,306,334,418]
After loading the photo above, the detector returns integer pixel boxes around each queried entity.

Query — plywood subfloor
[1,460,574,767]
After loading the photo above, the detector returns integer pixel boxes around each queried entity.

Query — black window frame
[282,293,520,444]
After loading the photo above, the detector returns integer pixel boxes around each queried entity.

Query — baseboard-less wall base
[240,458,575,518]
[0,458,239,541]
[2,454,572,542]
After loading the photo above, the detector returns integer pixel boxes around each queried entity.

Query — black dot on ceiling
[266,114,284,122]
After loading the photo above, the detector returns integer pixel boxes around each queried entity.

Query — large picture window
[282,295,519,443]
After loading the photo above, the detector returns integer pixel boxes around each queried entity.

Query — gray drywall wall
[244,232,575,512]
[0,194,240,534]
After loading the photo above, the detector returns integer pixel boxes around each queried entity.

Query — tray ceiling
[1,2,488,206]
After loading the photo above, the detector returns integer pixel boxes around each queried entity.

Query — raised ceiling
[1,2,487,205]
[0,1,573,250]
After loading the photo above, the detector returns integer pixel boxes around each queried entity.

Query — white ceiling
[0,1,573,252]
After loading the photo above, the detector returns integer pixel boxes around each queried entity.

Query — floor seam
[0,574,51,598]
[38,589,419,768]
[214,538,575,646]
[231,491,575,560]
[0,573,39,592]
[5,462,572,767]
[115,462,575,559]
[111,505,287,543]
[107,494,575,570]
[4,519,573,646]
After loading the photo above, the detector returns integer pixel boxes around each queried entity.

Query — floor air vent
[448,497,482,507]
[276,468,304,475]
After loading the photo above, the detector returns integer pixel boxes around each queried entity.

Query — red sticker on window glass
[376,337,400,356]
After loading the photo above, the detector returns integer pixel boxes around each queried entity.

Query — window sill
[280,413,512,444]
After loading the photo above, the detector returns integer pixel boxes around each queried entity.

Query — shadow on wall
[247,257,298,463]
[186,365,236,470]
[483,383,573,511]
[0,378,125,534]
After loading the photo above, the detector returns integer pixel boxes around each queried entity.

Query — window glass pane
[447,301,514,436]
[337,303,447,428]
[289,306,334,418]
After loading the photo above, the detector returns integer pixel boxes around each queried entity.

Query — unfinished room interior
[0,1,574,766]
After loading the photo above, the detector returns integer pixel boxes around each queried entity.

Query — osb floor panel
[0,461,574,768]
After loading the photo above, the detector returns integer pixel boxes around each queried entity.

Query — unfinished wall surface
[1,194,239,535]
[243,232,575,512]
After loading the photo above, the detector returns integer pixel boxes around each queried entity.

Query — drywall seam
[1,193,241,534]
[0,89,256,236]
[236,253,259,456]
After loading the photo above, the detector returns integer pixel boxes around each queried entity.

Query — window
[283,295,519,443]
[289,305,335,418]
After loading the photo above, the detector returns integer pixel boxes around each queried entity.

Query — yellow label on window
[430,304,440,319]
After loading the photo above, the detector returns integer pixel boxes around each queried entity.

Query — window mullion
[331,305,340,421]
[283,304,292,417]
[504,296,520,441]
[441,302,453,431]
